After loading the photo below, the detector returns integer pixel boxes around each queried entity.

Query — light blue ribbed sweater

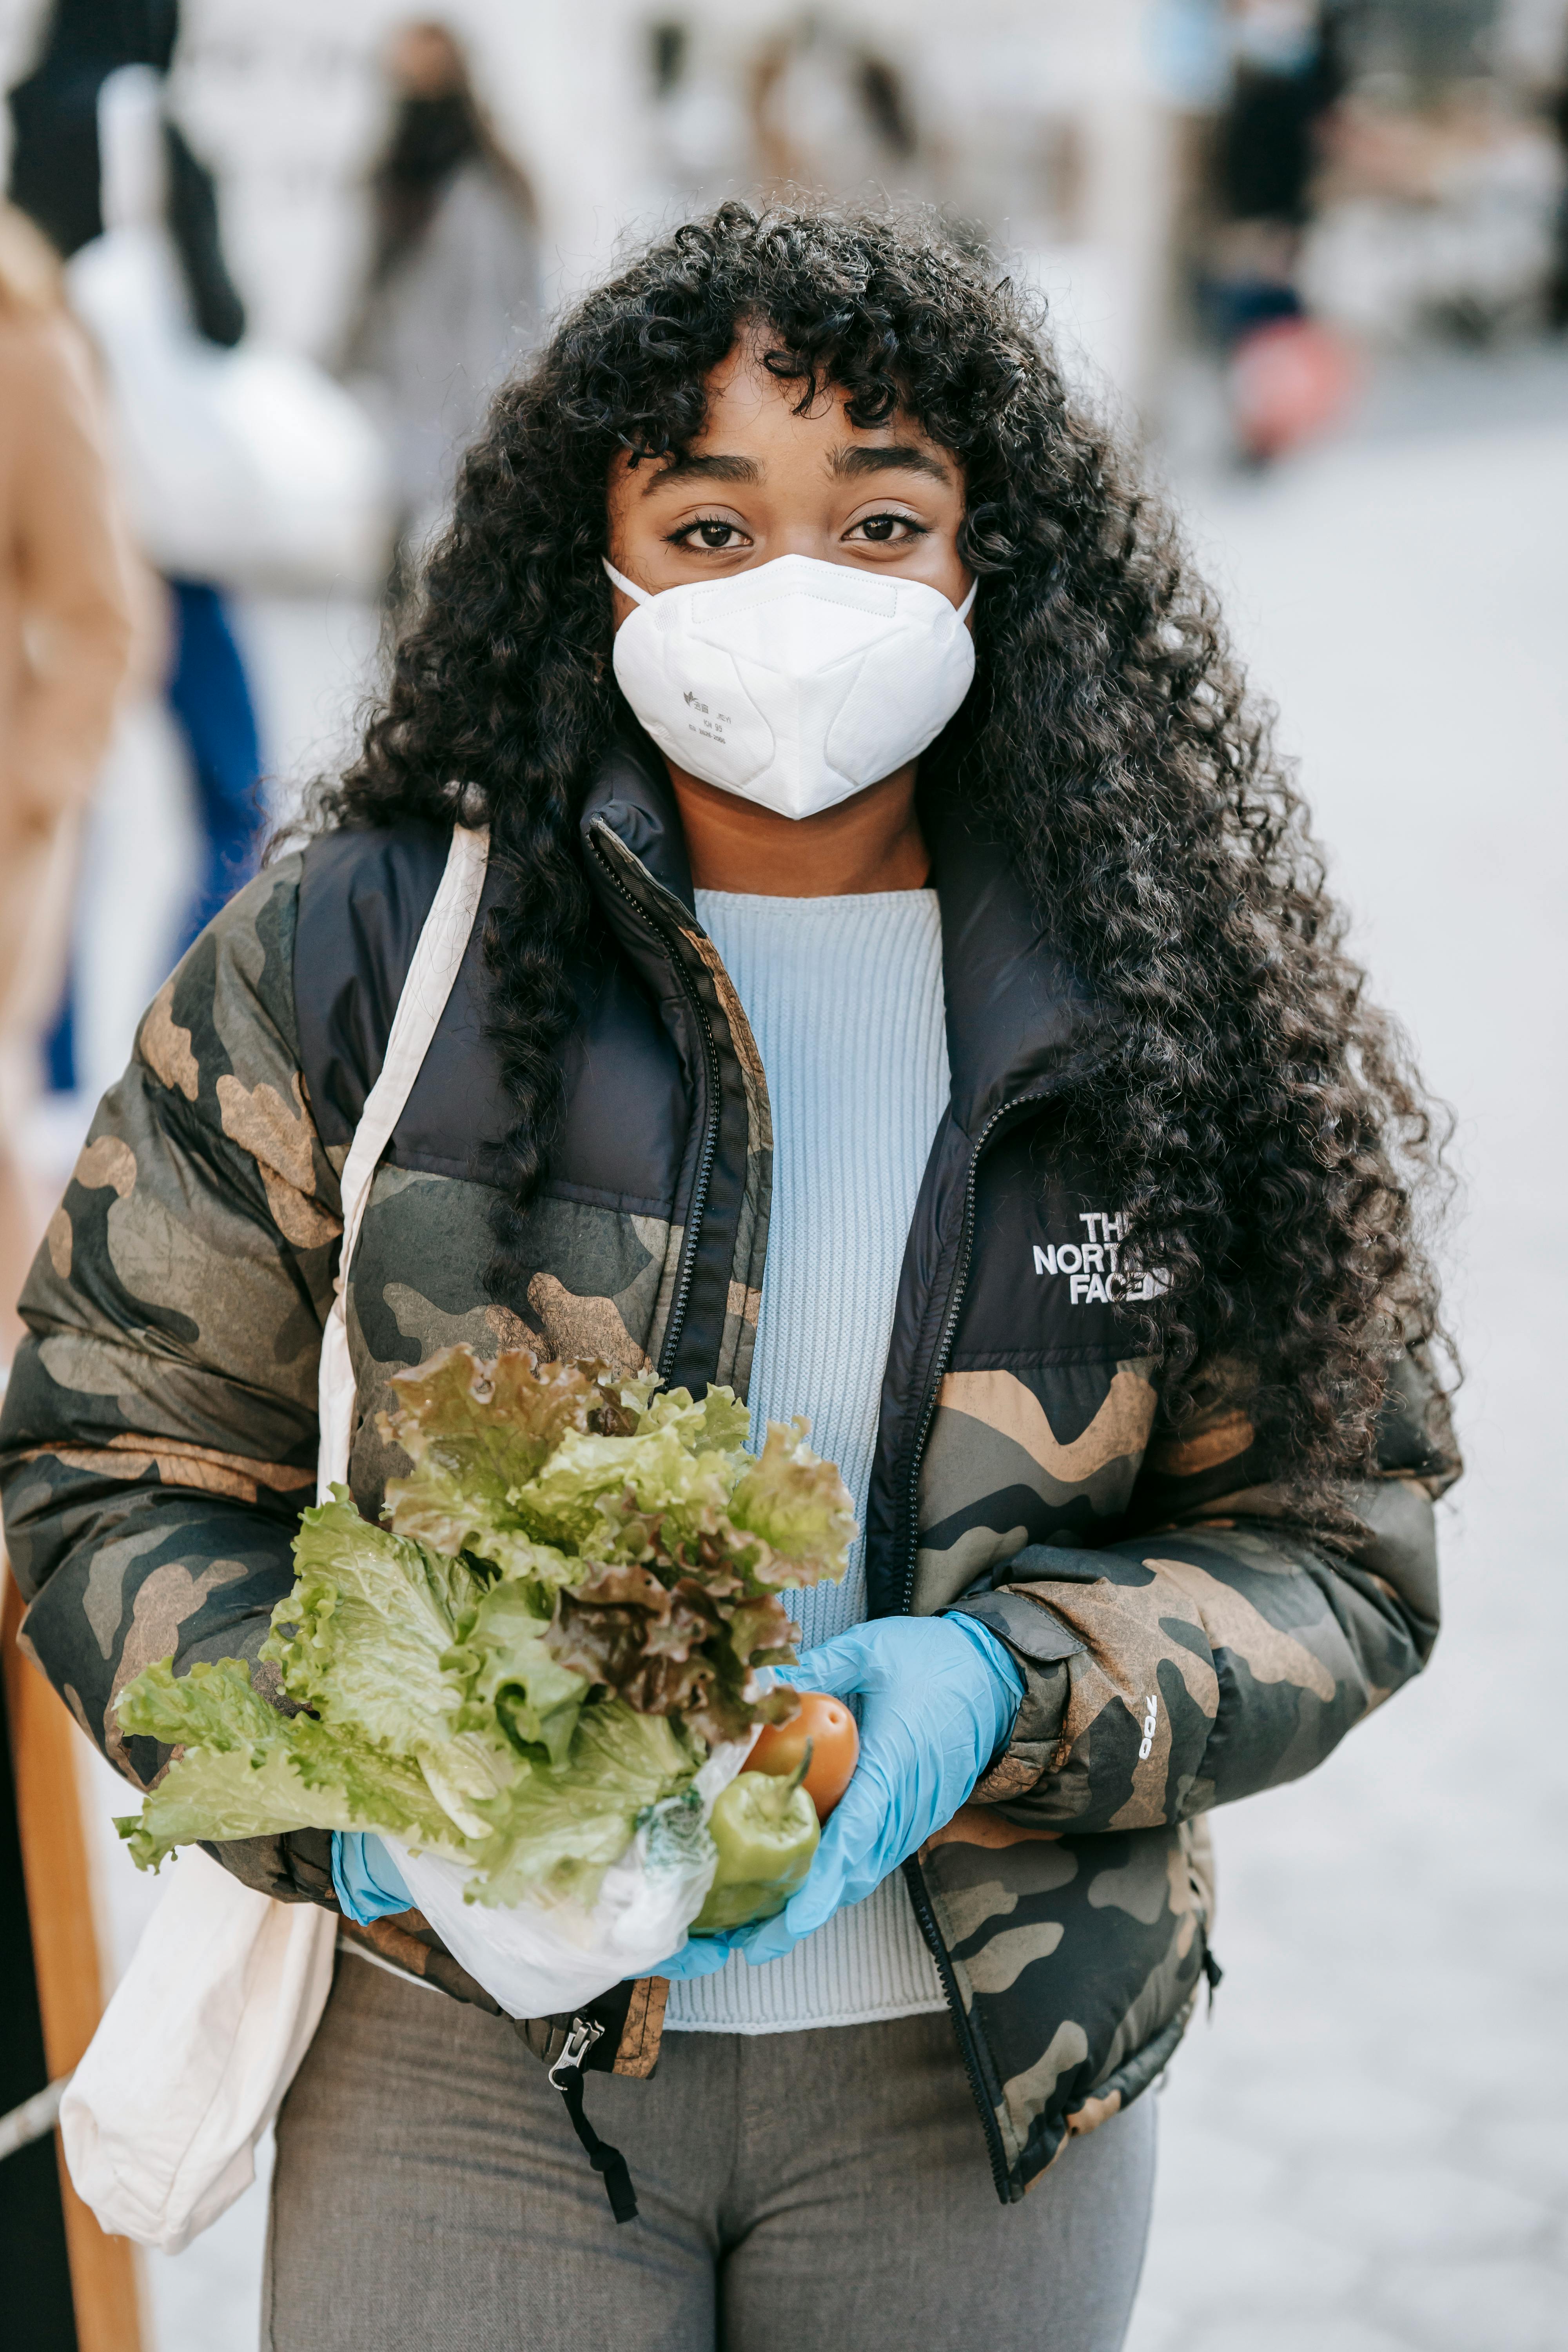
[665,887,950,2034]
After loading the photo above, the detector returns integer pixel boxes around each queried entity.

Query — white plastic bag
[388,1733,756,2018]
[58,1851,336,2255]
[67,70,390,593]
[69,226,391,593]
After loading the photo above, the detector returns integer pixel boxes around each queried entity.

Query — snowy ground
[58,345,1568,2350]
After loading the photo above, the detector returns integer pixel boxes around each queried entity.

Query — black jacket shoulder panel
[920,768,1107,1132]
[398,861,690,1211]
[296,823,450,1147]
[395,852,515,1172]
[296,819,690,1214]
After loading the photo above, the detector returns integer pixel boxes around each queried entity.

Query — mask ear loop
[956,577,979,622]
[602,557,653,605]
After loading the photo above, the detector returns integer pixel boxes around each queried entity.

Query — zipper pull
[548,2015,604,2085]
[548,2016,638,2225]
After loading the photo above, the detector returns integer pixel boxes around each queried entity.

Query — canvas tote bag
[60,824,490,2254]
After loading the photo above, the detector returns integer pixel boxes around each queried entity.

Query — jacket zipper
[587,829,723,1375]
[591,834,1054,2196]
[900,1090,1048,1609]
[898,1089,1049,2205]
[901,1856,1013,2202]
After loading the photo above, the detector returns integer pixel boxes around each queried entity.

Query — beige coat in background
[0,208,135,861]
[0,204,136,1356]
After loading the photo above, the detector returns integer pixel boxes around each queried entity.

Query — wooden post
[2,1568,148,2352]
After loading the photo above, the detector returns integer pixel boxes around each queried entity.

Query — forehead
[608,338,957,501]
[692,339,936,455]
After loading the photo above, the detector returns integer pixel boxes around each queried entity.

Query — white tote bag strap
[316,821,490,1501]
[62,820,491,2258]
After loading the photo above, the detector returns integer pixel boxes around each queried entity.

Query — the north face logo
[1032,1212,1168,1305]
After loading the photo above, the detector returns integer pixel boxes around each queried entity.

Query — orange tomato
[744,1692,859,1822]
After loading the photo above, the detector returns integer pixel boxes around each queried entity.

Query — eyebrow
[830,443,952,485]
[641,441,953,494]
[642,451,761,493]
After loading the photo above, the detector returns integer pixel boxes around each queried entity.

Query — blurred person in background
[339,19,541,598]
[0,203,132,1366]
[1214,0,1346,309]
[0,201,1457,2349]
[7,3,264,1085]
[1205,0,1359,457]
[748,16,923,203]
[8,0,242,347]
[1548,29,1568,327]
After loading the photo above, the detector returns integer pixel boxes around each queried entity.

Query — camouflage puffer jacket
[0,730,1455,2203]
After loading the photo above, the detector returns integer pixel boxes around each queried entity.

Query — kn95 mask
[603,552,978,821]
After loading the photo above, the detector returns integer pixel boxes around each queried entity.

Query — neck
[667,761,929,896]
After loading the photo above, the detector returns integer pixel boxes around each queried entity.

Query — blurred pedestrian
[88,63,262,967]
[7,0,243,346]
[1205,1,1360,459]
[748,17,922,201]
[8,19,265,1080]
[0,205,132,1363]
[339,21,541,592]
[1216,0,1344,270]
[1547,32,1568,330]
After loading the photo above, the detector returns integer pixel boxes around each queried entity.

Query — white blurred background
[0,2,1565,2347]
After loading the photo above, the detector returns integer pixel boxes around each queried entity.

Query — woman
[338,18,541,588]
[0,200,132,1363]
[0,204,1455,2348]
[15,31,264,1083]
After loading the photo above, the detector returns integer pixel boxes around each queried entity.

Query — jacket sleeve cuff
[201,1825,340,1907]
[944,1592,1082,1804]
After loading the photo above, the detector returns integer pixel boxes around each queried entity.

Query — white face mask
[604,552,978,821]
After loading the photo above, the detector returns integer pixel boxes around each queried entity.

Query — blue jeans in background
[46,577,261,1092]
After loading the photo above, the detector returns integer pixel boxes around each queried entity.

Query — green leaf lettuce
[112,1347,855,1907]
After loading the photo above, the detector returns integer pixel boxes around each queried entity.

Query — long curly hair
[323,198,1451,1488]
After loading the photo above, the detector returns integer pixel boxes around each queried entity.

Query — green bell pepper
[692,1750,819,1933]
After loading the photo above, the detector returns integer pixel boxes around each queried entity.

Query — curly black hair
[323,198,1451,1488]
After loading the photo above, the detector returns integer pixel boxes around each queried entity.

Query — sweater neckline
[693,886,939,913]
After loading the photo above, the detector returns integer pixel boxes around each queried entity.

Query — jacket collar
[918,750,1108,1136]
[580,717,695,910]
[579,722,1107,1140]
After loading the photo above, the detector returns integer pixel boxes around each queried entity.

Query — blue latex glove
[653,1923,751,1980]
[651,1614,1022,1978]
[331,1830,413,1924]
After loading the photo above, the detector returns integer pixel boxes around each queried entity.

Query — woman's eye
[849,513,926,545]
[673,518,746,551]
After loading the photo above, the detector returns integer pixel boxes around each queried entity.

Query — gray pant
[265,1951,1156,2352]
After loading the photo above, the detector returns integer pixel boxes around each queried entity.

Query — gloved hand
[332,1830,414,1925]
[651,1614,1022,1978]
[652,1923,750,1980]
[739,1615,1022,1962]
